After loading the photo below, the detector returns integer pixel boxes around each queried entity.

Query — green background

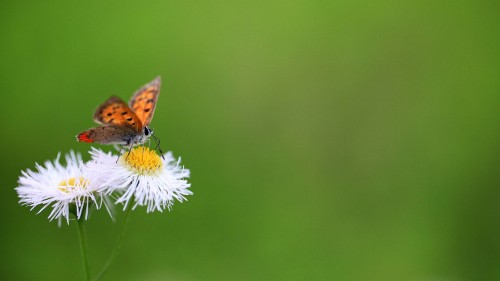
[1,1,499,280]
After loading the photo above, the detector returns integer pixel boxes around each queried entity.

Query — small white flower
[87,147,192,212]
[16,151,112,224]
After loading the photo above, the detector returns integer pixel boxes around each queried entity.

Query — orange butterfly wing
[93,96,143,133]
[129,76,161,127]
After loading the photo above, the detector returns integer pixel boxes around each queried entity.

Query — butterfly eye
[144,127,151,136]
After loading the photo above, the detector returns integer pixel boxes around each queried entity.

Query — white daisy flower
[87,146,192,213]
[16,151,112,224]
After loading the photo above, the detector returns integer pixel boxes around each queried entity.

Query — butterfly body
[77,77,161,147]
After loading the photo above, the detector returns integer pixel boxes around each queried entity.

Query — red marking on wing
[77,132,93,143]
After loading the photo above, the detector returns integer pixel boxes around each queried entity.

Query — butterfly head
[144,126,153,137]
[135,126,154,145]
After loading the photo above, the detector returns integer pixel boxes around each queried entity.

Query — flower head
[16,151,111,224]
[88,147,192,212]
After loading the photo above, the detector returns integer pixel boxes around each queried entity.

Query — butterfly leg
[125,143,134,161]
[116,140,134,163]
[116,148,121,163]
[115,145,128,163]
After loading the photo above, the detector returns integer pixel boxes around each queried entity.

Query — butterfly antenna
[152,135,165,160]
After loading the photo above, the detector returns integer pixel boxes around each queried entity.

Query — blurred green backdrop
[1,1,499,280]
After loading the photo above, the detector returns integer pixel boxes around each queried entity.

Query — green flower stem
[76,218,91,281]
[93,203,134,281]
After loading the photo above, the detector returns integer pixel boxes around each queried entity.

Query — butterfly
[76,77,161,150]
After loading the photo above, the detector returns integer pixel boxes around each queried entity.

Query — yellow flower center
[120,146,162,175]
[58,177,89,193]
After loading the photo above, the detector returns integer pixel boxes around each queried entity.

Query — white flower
[87,147,192,213]
[16,151,112,224]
